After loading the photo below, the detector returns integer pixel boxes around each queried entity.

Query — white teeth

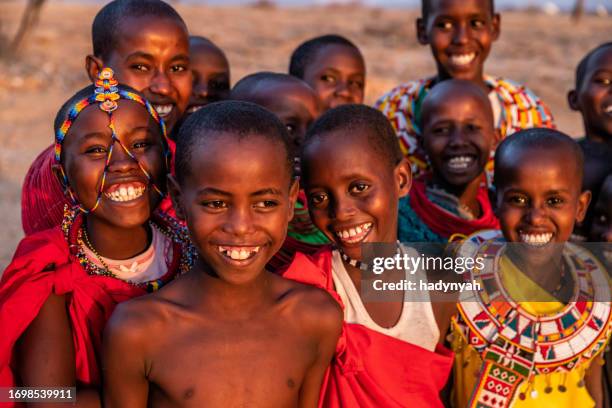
[217,246,261,261]
[105,185,146,202]
[519,232,553,246]
[605,105,612,114]
[447,156,474,170]
[449,53,475,66]
[154,104,173,117]
[335,222,373,244]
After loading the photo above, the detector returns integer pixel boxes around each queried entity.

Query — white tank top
[331,248,440,352]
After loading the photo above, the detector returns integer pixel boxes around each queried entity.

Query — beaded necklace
[62,205,197,293]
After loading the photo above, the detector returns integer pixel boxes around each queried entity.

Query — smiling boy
[452,129,611,408]
[102,101,342,408]
[376,0,554,182]
[398,79,499,242]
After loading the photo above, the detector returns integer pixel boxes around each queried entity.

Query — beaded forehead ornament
[54,68,169,213]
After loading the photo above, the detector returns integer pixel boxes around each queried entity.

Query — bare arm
[102,303,150,408]
[585,356,604,408]
[16,293,102,408]
[298,291,343,408]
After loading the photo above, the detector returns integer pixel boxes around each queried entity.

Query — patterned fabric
[451,230,612,408]
[375,76,555,182]
[287,193,329,245]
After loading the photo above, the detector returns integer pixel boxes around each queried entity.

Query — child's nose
[224,207,256,236]
[108,143,139,173]
[150,70,172,96]
[452,23,470,45]
[334,81,352,99]
[524,206,548,226]
[195,82,209,98]
[331,196,357,220]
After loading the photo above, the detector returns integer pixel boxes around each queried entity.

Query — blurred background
[0,0,610,269]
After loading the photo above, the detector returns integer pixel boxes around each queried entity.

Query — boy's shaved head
[302,104,403,170]
[231,72,309,101]
[494,128,584,190]
[420,79,493,129]
[92,0,186,60]
[575,42,612,90]
[421,0,495,19]
[175,101,293,184]
[289,34,361,79]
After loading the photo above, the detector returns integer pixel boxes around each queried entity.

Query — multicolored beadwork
[453,230,612,408]
[54,67,169,214]
[61,204,196,292]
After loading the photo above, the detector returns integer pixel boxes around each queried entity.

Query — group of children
[0,0,610,407]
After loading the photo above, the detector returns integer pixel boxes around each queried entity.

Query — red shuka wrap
[0,228,151,396]
[409,180,500,238]
[281,250,454,408]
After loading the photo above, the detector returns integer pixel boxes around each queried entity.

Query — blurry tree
[572,0,586,21]
[0,0,47,57]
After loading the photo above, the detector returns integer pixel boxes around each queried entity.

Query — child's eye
[350,182,370,194]
[594,77,611,86]
[133,141,150,149]
[285,123,296,134]
[466,123,481,132]
[131,64,149,72]
[508,195,527,206]
[432,126,450,135]
[547,197,564,207]
[310,192,328,206]
[85,146,107,155]
[471,19,485,29]
[436,20,453,30]
[170,65,188,73]
[348,80,365,91]
[254,200,279,209]
[203,200,226,209]
[321,74,336,84]
[210,79,230,91]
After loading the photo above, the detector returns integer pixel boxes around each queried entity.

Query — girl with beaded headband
[0,68,195,405]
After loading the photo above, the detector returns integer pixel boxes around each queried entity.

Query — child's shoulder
[375,77,434,110]
[273,272,343,338]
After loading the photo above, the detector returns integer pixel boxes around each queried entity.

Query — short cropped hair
[301,104,403,172]
[575,42,612,90]
[175,100,293,184]
[231,71,308,100]
[493,128,584,189]
[289,34,362,79]
[92,0,186,60]
[421,0,495,20]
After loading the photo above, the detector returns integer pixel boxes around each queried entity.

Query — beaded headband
[54,68,169,214]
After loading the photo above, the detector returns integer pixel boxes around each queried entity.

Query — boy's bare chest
[146,317,316,407]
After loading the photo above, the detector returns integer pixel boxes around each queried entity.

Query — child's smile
[104,181,147,203]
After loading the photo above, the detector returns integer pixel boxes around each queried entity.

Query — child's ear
[567,90,580,111]
[416,18,428,45]
[395,158,412,198]
[575,190,592,223]
[85,55,104,83]
[167,174,186,220]
[491,13,501,41]
[287,177,300,221]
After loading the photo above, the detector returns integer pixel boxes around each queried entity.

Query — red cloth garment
[281,251,454,408]
[0,228,148,399]
[409,180,500,238]
[21,145,71,235]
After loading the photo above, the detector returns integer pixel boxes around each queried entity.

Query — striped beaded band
[54,68,169,214]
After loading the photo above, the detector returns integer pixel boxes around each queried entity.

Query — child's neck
[85,216,151,260]
[195,259,275,317]
[585,131,612,147]
[430,173,483,218]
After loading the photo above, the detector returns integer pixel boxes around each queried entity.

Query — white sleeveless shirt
[331,248,440,352]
